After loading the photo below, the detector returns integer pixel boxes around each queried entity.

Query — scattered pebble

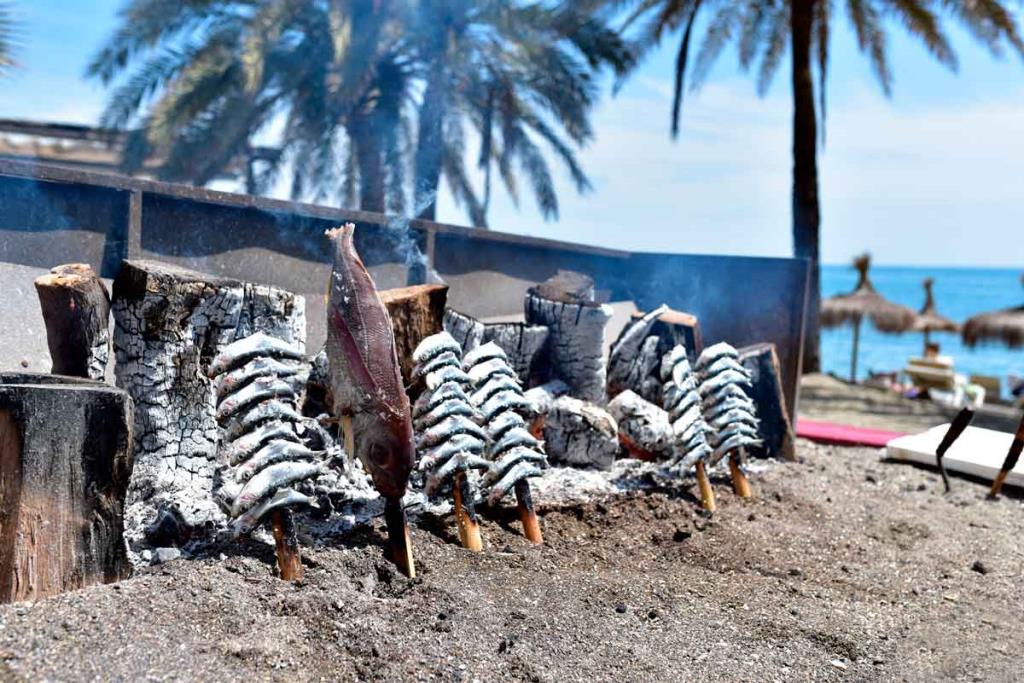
[971,560,989,575]
[615,603,627,614]
[830,659,848,670]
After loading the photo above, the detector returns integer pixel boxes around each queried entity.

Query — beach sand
[0,435,1020,682]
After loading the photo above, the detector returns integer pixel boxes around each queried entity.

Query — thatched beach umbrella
[962,274,1024,349]
[821,254,916,381]
[912,277,959,351]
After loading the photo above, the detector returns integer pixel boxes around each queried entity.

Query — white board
[886,425,1023,488]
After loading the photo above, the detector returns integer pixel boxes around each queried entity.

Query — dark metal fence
[0,159,809,416]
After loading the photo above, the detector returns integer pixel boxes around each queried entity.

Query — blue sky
[3,1,1023,266]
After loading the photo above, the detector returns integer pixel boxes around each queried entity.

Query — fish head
[353,405,415,499]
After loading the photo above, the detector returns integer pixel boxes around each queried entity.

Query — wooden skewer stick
[514,479,543,545]
[384,496,416,578]
[988,413,1024,500]
[341,414,355,458]
[935,407,975,493]
[695,460,716,512]
[728,450,753,499]
[453,471,483,551]
[271,508,304,581]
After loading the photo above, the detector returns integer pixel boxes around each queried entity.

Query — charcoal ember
[208,333,322,536]
[443,308,485,353]
[411,332,489,497]
[525,271,612,403]
[696,342,762,464]
[607,305,668,400]
[302,348,334,418]
[660,345,713,472]
[542,395,620,470]
[462,343,549,505]
[607,390,673,461]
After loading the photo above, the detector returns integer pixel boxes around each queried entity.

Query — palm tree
[408,1,633,225]
[615,0,1024,372]
[88,0,413,213]
[0,2,19,77]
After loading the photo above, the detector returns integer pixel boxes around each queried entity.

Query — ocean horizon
[820,264,1022,396]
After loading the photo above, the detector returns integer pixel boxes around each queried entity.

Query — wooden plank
[887,425,1024,488]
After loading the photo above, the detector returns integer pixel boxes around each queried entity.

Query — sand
[0,437,1021,682]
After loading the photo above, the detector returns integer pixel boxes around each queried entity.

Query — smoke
[386,189,446,286]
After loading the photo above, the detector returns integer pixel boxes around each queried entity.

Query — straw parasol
[912,277,959,351]
[962,274,1024,349]
[821,254,917,381]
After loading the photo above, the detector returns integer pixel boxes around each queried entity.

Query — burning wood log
[326,224,417,576]
[112,260,307,553]
[525,271,612,403]
[379,284,449,386]
[33,263,110,380]
[607,306,668,401]
[660,346,716,512]
[988,413,1024,499]
[697,343,762,499]
[737,343,796,461]
[444,308,485,352]
[523,379,571,439]
[0,377,133,602]
[207,333,320,581]
[411,332,488,551]
[443,309,550,386]
[463,342,549,544]
[607,390,674,462]
[542,395,620,470]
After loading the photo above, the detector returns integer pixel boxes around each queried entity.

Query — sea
[820,265,1022,398]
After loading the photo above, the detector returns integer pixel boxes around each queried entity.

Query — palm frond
[847,0,892,95]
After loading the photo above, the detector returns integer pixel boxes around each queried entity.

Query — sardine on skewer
[660,343,717,511]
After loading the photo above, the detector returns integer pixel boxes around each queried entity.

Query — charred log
[542,396,620,470]
[111,260,305,552]
[738,343,796,461]
[0,378,133,602]
[482,321,550,387]
[607,390,673,461]
[525,272,612,403]
[443,307,485,352]
[33,263,110,380]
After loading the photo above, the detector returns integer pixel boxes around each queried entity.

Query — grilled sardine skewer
[661,345,716,512]
[326,223,417,576]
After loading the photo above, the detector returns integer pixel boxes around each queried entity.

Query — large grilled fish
[325,223,415,500]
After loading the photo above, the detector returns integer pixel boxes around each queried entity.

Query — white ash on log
[660,345,716,511]
[525,271,612,403]
[444,308,485,352]
[112,260,306,553]
[523,378,571,438]
[607,305,669,401]
[33,263,110,380]
[738,343,796,461]
[411,332,488,551]
[0,376,133,602]
[640,308,703,361]
[442,308,550,386]
[607,390,673,462]
[380,284,449,386]
[542,395,620,470]
[463,342,548,544]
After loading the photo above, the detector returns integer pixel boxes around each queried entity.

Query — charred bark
[444,308,486,352]
[0,378,133,602]
[111,260,305,552]
[33,263,110,380]
[738,343,796,461]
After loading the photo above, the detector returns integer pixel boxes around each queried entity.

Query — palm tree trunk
[791,0,822,374]
[350,114,386,214]
[414,62,446,221]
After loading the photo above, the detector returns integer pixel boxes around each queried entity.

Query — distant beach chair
[969,374,1002,402]
[903,356,985,408]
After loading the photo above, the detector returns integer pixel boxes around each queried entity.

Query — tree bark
[33,263,110,380]
[0,378,133,602]
[350,114,387,214]
[414,60,446,221]
[791,0,822,374]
